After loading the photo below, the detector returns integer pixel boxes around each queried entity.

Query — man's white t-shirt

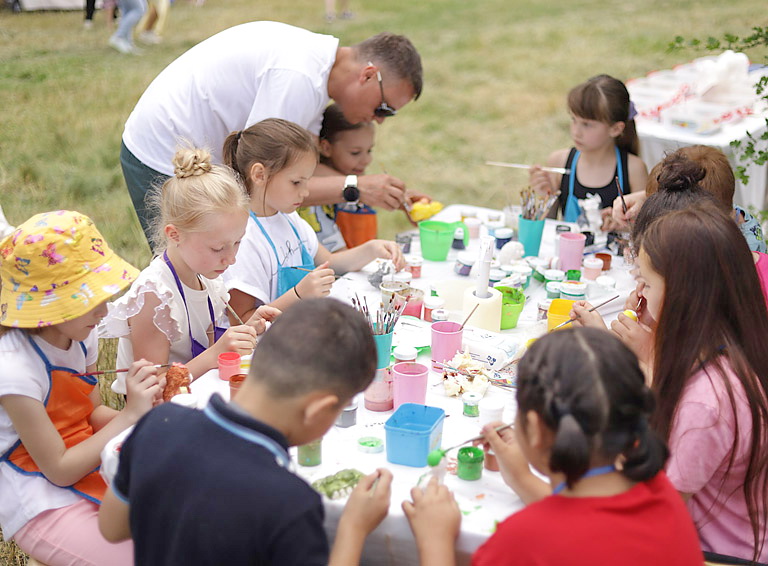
[122,21,338,174]
[223,212,319,304]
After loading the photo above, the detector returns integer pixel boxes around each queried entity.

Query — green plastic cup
[298,438,322,467]
[457,446,484,481]
[496,286,526,330]
[419,220,469,261]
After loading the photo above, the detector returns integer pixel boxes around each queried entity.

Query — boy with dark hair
[99,298,392,565]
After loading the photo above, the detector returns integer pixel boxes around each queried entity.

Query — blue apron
[249,211,315,298]
[163,251,227,359]
[564,146,625,223]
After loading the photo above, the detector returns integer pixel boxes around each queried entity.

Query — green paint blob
[427,448,446,467]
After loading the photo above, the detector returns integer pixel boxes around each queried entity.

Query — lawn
[0,0,763,267]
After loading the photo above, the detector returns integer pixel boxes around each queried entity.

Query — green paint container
[457,446,484,481]
[298,438,323,467]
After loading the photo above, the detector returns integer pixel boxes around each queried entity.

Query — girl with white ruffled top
[101,147,279,393]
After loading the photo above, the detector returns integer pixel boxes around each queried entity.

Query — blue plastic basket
[385,403,445,467]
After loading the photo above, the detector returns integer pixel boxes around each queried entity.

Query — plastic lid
[560,280,588,293]
[393,271,413,282]
[545,281,561,292]
[462,392,483,405]
[489,268,506,281]
[406,255,423,266]
[358,436,384,453]
[596,275,616,288]
[494,228,513,239]
[511,263,533,275]
[454,227,465,238]
[538,299,552,309]
[424,295,445,309]
[583,257,603,269]
[457,251,476,265]
[393,345,419,361]
[544,269,565,280]
[431,308,449,321]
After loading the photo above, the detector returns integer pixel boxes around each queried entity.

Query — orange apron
[0,337,106,503]
[335,204,378,248]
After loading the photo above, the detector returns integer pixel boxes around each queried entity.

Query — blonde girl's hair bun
[173,147,213,179]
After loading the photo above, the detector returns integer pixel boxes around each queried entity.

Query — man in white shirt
[120,21,423,247]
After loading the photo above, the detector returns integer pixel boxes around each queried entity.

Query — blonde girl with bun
[103,147,279,393]
[0,210,158,564]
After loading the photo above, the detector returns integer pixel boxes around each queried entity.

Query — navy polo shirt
[113,394,329,565]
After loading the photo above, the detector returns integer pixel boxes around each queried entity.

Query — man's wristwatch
[342,175,360,206]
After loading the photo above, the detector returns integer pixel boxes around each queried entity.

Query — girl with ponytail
[402,328,703,566]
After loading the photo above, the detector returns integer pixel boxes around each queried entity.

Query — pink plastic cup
[431,321,463,371]
[218,352,241,382]
[558,232,587,272]
[392,362,429,409]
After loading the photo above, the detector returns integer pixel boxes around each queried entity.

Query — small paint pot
[488,268,506,284]
[484,448,500,472]
[298,438,323,467]
[555,224,571,234]
[454,252,476,276]
[393,344,418,364]
[395,233,412,254]
[358,436,384,453]
[499,264,515,276]
[460,209,478,222]
[543,269,565,283]
[405,255,423,279]
[581,231,595,246]
[452,228,467,250]
[457,446,485,481]
[494,228,514,249]
[582,257,603,280]
[423,296,445,322]
[565,269,581,282]
[465,217,482,239]
[537,299,552,321]
[229,373,246,400]
[594,252,611,271]
[336,399,358,428]
[479,397,505,427]
[394,271,413,285]
[462,392,482,417]
[545,281,561,299]
[218,352,241,382]
[559,280,587,301]
[430,308,449,322]
[511,264,533,289]
[380,281,409,303]
[595,275,616,289]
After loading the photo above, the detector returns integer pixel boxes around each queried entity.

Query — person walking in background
[135,0,169,45]
[324,0,352,22]
[108,0,146,55]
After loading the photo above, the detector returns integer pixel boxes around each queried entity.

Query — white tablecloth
[101,204,638,565]
[636,108,768,211]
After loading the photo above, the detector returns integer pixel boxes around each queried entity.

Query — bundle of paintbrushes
[352,292,406,335]
[520,187,560,221]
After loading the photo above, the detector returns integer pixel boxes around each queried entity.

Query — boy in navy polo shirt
[98,298,393,565]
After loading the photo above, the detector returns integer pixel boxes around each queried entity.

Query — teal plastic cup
[373,329,395,369]
[518,215,545,257]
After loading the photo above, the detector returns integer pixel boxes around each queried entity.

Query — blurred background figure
[135,0,169,44]
[324,0,352,22]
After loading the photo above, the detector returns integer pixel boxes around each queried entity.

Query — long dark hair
[516,327,667,489]
[642,202,768,560]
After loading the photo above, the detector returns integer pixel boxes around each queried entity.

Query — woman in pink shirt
[574,202,768,563]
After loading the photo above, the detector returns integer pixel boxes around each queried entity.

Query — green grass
[0,0,763,269]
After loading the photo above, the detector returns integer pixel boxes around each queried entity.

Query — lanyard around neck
[552,464,617,495]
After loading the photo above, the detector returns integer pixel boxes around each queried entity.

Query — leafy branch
[668,26,768,185]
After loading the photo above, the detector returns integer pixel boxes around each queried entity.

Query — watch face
[344,185,360,202]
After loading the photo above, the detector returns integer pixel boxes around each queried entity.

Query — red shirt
[472,472,703,566]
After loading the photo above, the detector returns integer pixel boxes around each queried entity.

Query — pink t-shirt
[666,359,766,562]
[755,252,768,306]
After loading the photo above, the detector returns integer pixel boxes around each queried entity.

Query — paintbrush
[486,161,571,175]
[73,364,170,378]
[226,303,244,326]
[615,176,629,218]
[289,266,343,280]
[551,294,620,331]
[459,303,479,330]
[427,423,514,467]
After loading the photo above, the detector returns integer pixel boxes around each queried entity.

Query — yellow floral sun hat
[0,210,139,328]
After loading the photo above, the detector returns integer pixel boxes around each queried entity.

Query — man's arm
[304,174,406,210]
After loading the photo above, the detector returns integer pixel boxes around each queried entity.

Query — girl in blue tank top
[529,75,648,229]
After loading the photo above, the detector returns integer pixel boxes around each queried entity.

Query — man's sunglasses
[371,62,397,118]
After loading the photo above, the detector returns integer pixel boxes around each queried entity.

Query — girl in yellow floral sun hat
[0,210,162,565]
